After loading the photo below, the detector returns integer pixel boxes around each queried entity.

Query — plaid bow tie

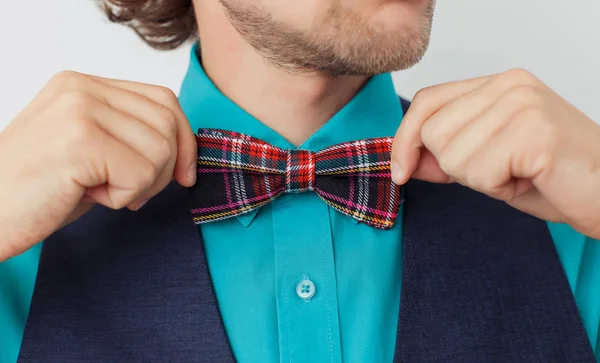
[189,128,403,229]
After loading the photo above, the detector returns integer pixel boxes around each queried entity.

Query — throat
[202,48,368,146]
[196,9,368,146]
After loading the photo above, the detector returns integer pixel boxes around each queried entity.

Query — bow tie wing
[189,129,287,224]
[313,138,403,229]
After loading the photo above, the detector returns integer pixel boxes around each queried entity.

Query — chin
[337,0,434,75]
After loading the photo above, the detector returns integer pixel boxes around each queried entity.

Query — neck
[196,1,367,146]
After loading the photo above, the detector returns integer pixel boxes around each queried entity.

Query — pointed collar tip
[235,208,261,228]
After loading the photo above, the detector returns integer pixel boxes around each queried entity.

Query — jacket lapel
[395,179,595,362]
[18,181,235,363]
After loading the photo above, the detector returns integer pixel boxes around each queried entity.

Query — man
[1,0,599,362]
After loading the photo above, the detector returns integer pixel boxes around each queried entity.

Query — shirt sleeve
[0,242,42,363]
[548,222,600,356]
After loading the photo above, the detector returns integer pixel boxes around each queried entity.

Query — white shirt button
[296,278,316,301]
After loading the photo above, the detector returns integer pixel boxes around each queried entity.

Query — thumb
[390,124,421,185]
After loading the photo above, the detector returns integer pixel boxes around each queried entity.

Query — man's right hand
[0,71,198,261]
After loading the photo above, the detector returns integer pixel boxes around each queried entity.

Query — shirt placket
[272,192,343,363]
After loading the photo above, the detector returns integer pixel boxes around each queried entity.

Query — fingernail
[391,160,405,184]
[187,162,197,185]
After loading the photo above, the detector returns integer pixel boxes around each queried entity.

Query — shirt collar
[179,43,404,227]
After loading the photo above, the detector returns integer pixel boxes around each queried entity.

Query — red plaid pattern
[285,149,315,193]
[189,128,403,229]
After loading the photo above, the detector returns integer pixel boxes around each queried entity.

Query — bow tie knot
[285,149,316,193]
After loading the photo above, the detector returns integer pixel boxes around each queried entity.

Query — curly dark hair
[101,0,197,50]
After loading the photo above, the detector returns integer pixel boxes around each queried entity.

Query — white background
[1,1,600,130]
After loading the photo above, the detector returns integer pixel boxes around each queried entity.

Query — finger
[392,75,493,184]
[418,75,542,157]
[15,71,195,189]
[74,80,182,200]
[73,127,163,210]
[409,149,453,183]
[85,98,175,209]
[430,85,541,184]
[447,115,521,201]
[87,75,197,187]
[456,115,561,221]
[83,78,179,148]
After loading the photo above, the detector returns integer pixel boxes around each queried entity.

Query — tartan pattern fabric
[189,128,403,229]
[286,149,315,193]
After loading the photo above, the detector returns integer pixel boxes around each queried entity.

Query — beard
[219,0,436,77]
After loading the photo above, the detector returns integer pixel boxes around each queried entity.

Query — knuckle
[49,70,86,90]
[155,86,179,108]
[467,173,503,199]
[503,85,544,107]
[137,159,160,191]
[460,162,516,201]
[56,92,98,139]
[412,86,435,105]
[437,153,458,177]
[156,104,177,136]
[420,118,453,152]
[57,90,95,114]
[156,136,174,166]
[420,121,438,147]
[502,68,539,86]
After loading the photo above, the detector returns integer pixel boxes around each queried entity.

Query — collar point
[235,208,261,228]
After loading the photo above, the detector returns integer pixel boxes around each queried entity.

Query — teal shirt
[1,44,600,362]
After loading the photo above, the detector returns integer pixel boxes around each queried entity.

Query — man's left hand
[391,69,600,239]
